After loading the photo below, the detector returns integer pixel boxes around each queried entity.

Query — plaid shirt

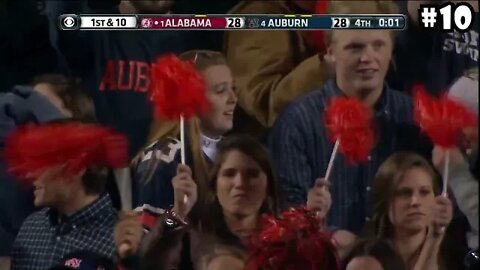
[269,79,431,233]
[11,194,118,270]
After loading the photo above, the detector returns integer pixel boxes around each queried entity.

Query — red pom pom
[149,54,210,120]
[325,97,375,163]
[414,85,477,148]
[246,207,339,270]
[3,123,128,182]
[308,1,329,53]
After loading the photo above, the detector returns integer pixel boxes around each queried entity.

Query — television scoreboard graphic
[59,14,407,31]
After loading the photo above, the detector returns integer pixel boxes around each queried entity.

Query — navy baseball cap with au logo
[49,251,116,270]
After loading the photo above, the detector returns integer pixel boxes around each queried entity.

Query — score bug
[225,17,245,28]
[378,17,401,28]
[331,17,351,28]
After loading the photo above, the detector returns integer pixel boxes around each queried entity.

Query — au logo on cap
[64,258,82,268]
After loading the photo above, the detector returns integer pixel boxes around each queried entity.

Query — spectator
[367,152,460,270]
[51,0,196,157]
[448,68,479,117]
[224,0,329,139]
[132,50,237,211]
[9,121,124,270]
[345,238,405,270]
[115,135,281,269]
[394,0,478,95]
[432,68,479,252]
[30,74,96,122]
[0,74,95,268]
[269,0,430,233]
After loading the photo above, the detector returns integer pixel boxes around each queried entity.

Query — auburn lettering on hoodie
[99,60,151,92]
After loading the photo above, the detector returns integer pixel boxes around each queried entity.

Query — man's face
[32,166,77,208]
[327,30,393,94]
[130,0,174,13]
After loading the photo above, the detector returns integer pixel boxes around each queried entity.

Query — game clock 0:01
[378,17,401,28]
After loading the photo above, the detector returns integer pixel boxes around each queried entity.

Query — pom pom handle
[442,150,450,197]
[324,139,340,182]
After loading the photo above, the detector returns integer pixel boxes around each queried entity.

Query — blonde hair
[144,50,228,145]
[179,50,227,70]
[325,0,400,44]
[137,50,229,214]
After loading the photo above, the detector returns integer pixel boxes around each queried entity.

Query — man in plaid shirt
[5,121,128,270]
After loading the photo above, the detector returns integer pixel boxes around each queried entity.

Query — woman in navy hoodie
[131,50,237,214]
[0,74,94,267]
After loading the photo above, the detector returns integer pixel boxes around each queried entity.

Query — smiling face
[199,65,237,138]
[216,150,268,217]
[327,30,393,95]
[32,166,78,208]
[388,167,436,234]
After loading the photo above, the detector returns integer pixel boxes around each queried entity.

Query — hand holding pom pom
[413,84,477,196]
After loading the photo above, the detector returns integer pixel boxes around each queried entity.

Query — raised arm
[413,196,453,270]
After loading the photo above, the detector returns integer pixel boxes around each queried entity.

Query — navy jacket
[50,2,195,157]
[268,79,431,233]
[132,137,185,209]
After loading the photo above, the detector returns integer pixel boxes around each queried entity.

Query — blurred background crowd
[0,0,478,270]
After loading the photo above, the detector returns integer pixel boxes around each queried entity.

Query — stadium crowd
[0,0,478,270]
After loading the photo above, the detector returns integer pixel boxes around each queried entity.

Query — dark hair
[344,238,406,270]
[82,165,109,195]
[32,73,96,122]
[208,135,281,214]
[202,135,281,244]
[365,152,464,270]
